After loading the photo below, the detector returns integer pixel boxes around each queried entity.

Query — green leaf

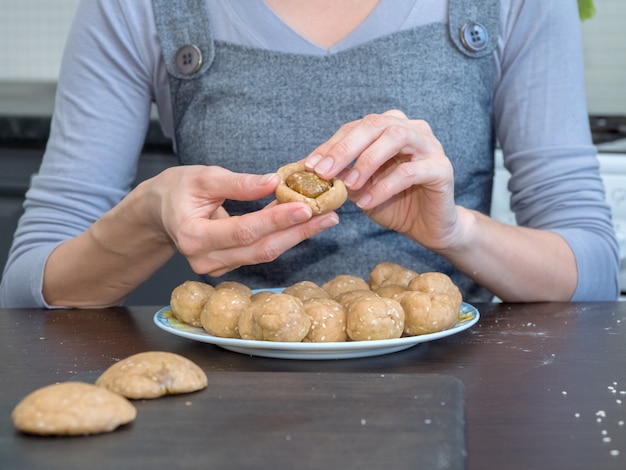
[578,0,596,20]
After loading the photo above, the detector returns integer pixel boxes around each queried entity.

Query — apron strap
[152,0,215,80]
[449,0,500,58]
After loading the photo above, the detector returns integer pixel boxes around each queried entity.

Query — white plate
[153,296,479,360]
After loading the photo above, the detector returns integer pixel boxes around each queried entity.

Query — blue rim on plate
[153,300,479,360]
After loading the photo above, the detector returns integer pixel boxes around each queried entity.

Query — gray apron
[152,0,499,302]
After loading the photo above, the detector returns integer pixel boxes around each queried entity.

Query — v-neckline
[262,0,384,52]
[222,0,419,55]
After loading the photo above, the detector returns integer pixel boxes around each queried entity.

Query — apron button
[175,44,203,75]
[459,22,489,52]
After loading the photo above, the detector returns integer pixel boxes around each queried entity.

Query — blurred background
[0,0,624,113]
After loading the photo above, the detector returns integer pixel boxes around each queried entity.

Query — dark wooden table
[1,302,625,469]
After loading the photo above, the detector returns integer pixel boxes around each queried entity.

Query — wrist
[436,206,479,259]
[90,181,174,258]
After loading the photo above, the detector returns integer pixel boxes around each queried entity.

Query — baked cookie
[95,351,207,399]
[12,382,136,436]
[302,297,347,342]
[346,296,405,341]
[170,280,215,327]
[275,161,347,215]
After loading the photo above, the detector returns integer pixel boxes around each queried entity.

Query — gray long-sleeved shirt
[0,0,619,306]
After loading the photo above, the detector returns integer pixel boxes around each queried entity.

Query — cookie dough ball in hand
[346,296,405,341]
[275,161,347,215]
[200,286,251,338]
[369,262,419,292]
[239,293,311,342]
[12,382,136,436]
[170,281,215,327]
[96,351,208,399]
[322,275,371,299]
[302,297,347,342]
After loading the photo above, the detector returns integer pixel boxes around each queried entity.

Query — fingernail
[304,154,322,170]
[258,173,277,185]
[319,213,339,228]
[315,157,334,174]
[356,193,372,209]
[344,169,359,187]
[290,206,313,223]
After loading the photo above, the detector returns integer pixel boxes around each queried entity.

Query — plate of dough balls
[154,262,479,360]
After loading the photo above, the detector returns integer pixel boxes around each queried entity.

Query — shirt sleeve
[0,0,158,307]
[493,0,620,300]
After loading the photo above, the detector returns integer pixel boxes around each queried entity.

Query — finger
[355,157,453,210]
[304,113,410,181]
[178,201,314,256]
[304,110,410,170]
[304,119,360,163]
[196,166,280,202]
[190,212,340,276]
[343,121,439,190]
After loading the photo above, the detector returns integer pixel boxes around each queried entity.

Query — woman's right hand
[43,165,338,308]
[148,165,339,276]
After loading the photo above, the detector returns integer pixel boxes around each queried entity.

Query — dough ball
[12,382,136,436]
[399,291,460,336]
[346,296,405,341]
[375,284,408,299]
[239,293,311,342]
[302,297,347,342]
[407,272,463,308]
[200,286,251,338]
[335,289,380,312]
[369,262,419,292]
[250,290,274,303]
[275,161,348,215]
[238,297,263,341]
[95,351,207,399]
[283,281,330,301]
[214,281,253,297]
[322,274,371,299]
[170,280,215,327]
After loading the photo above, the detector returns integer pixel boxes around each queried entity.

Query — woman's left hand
[304,109,463,252]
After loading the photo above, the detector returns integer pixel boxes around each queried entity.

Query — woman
[0,0,619,307]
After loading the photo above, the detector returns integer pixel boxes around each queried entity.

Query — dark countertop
[1,301,626,469]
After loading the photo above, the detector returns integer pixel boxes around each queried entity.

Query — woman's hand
[43,165,338,307]
[304,110,578,302]
[304,110,463,251]
[148,165,339,276]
